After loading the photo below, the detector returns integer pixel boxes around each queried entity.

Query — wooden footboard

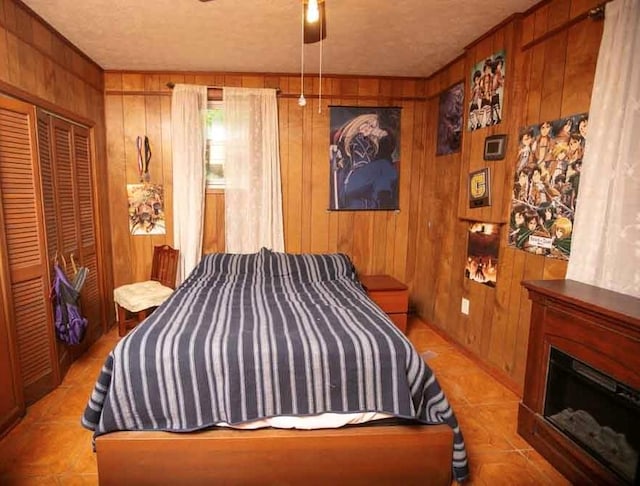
[95,424,453,485]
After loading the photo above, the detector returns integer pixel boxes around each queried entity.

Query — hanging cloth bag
[51,262,88,345]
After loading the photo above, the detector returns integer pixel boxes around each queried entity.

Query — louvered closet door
[72,125,102,342]
[36,110,72,377]
[36,112,59,265]
[50,118,79,278]
[0,98,58,405]
[0,101,26,434]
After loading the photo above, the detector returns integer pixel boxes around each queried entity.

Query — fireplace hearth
[519,280,640,485]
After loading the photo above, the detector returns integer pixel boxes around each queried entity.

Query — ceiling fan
[198,0,326,44]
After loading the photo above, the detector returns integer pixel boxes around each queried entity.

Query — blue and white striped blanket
[82,249,468,481]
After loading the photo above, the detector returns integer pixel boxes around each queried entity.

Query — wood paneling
[101,0,603,393]
[104,73,429,288]
[407,2,604,392]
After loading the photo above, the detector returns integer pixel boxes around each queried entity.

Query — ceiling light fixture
[303,0,326,44]
[306,0,319,23]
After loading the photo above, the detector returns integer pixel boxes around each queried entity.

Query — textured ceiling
[22,0,539,78]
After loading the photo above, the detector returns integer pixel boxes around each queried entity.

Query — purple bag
[52,263,87,345]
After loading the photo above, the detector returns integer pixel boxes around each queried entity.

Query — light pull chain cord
[299,2,306,107]
[318,9,323,114]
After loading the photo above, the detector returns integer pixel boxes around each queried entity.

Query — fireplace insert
[544,347,640,484]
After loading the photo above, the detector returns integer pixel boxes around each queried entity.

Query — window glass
[205,102,225,189]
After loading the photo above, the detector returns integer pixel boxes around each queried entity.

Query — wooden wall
[407,0,604,392]
[104,73,429,287]
[0,0,113,328]
[103,0,604,392]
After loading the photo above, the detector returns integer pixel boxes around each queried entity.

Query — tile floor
[0,317,570,485]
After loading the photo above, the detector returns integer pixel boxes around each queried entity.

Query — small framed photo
[469,168,491,208]
[483,134,507,160]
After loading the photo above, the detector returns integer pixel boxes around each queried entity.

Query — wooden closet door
[0,98,58,406]
[44,115,104,354]
[36,112,59,265]
[36,111,73,377]
[0,100,25,432]
[50,118,80,277]
[0,206,24,434]
[72,125,102,345]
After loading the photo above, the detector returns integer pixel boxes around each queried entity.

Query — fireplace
[544,347,639,484]
[518,279,640,485]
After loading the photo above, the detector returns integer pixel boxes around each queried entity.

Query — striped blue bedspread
[82,249,468,481]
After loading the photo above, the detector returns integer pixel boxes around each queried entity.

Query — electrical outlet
[461,298,470,315]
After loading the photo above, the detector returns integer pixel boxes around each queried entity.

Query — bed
[83,249,469,485]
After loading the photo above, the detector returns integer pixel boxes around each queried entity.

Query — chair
[114,245,179,336]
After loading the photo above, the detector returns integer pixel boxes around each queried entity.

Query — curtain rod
[166,82,280,93]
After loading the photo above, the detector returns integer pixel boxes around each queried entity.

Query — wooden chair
[114,245,179,336]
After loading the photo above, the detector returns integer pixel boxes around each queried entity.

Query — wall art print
[467,50,505,131]
[465,222,500,288]
[436,81,464,155]
[508,112,588,260]
[127,183,166,235]
[329,106,401,210]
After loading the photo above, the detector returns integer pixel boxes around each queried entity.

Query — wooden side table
[359,275,409,334]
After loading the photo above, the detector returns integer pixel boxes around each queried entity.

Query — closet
[0,96,104,435]
[36,110,103,375]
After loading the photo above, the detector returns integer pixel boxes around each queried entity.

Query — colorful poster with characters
[467,50,505,131]
[508,113,588,259]
[127,183,166,235]
[465,222,500,287]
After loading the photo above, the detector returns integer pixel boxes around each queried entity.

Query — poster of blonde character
[127,183,166,235]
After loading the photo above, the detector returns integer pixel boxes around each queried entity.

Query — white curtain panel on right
[566,0,640,298]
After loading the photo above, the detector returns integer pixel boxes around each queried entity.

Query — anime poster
[467,50,506,131]
[329,106,401,210]
[127,183,166,235]
[436,81,464,155]
[465,222,500,287]
[508,112,588,259]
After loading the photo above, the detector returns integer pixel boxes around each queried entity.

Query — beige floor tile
[453,405,515,455]
[473,401,533,451]
[438,368,519,405]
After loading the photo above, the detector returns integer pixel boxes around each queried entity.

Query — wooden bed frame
[95,423,453,485]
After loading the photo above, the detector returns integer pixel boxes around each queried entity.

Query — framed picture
[469,168,491,208]
[329,106,401,210]
[484,134,507,160]
[467,50,506,131]
[436,81,464,156]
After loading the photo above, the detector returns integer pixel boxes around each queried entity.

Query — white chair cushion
[113,280,174,313]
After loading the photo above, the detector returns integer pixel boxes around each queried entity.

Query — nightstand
[359,274,409,334]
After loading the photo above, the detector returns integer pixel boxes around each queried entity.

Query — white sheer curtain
[171,84,208,284]
[566,0,640,298]
[223,87,284,253]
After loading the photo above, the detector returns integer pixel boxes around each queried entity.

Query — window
[205,101,225,189]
